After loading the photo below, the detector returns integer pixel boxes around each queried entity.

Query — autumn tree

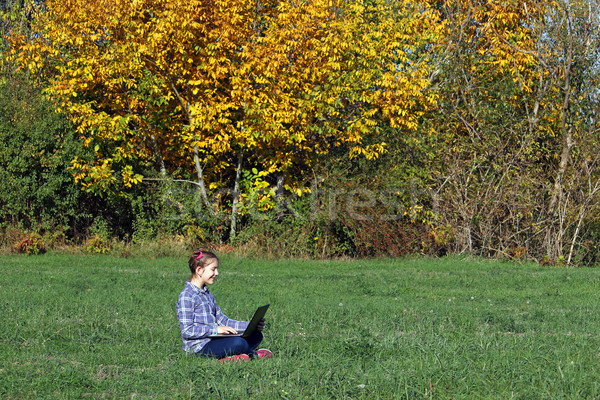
[9,0,443,240]
[407,0,540,257]
[229,0,443,233]
[533,0,600,263]
[424,0,600,264]
[1,0,38,72]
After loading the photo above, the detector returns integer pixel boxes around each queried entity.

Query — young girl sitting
[176,249,272,362]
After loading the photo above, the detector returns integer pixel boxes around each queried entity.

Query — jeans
[197,331,263,358]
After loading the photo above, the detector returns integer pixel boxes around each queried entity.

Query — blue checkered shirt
[176,281,249,353]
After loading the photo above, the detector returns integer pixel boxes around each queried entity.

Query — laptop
[208,304,270,338]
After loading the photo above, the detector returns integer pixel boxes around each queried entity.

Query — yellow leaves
[69,157,88,184]
[11,0,445,199]
[284,184,309,198]
[349,143,387,160]
[71,151,143,191]
[69,157,118,192]
[121,166,144,187]
[449,0,547,105]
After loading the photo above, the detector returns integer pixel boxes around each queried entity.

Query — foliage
[233,166,446,259]
[235,213,355,259]
[0,0,38,66]
[12,232,46,254]
[420,0,600,264]
[84,235,110,254]
[3,0,600,265]
[0,73,94,235]
[8,0,442,212]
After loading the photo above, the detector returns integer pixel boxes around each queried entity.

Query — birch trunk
[193,145,212,212]
[229,149,244,241]
[545,22,574,259]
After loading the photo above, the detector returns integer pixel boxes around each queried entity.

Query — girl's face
[197,260,219,286]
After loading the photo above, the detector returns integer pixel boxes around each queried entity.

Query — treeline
[1,0,600,265]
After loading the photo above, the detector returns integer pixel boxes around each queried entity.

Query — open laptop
[208,304,270,338]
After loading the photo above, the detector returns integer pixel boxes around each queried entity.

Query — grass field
[1,254,599,399]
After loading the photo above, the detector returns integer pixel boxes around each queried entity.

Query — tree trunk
[193,145,212,212]
[229,149,244,241]
[545,20,574,260]
[275,173,286,222]
[151,135,167,178]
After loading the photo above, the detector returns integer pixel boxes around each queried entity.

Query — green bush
[0,74,93,237]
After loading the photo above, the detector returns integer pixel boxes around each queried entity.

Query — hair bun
[192,248,203,257]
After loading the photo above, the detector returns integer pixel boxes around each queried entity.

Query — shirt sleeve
[214,303,249,331]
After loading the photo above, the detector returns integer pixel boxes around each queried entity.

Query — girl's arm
[214,303,249,331]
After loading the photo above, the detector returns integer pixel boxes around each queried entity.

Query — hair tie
[195,251,203,260]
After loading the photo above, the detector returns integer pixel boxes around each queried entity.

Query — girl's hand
[217,325,238,335]
[257,318,265,331]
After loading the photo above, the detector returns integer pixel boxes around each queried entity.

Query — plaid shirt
[176,281,249,353]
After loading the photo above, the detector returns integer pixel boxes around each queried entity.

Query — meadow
[1,254,599,399]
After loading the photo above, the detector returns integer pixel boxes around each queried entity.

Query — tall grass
[1,254,599,399]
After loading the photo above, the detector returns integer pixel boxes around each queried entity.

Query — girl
[176,249,272,362]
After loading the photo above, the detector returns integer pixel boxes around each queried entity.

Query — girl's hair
[188,248,218,278]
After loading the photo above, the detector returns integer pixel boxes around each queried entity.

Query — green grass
[1,254,600,399]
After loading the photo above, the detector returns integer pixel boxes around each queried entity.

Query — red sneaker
[255,349,273,359]
[218,354,250,363]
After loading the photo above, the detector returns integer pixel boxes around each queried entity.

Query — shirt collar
[186,281,209,294]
